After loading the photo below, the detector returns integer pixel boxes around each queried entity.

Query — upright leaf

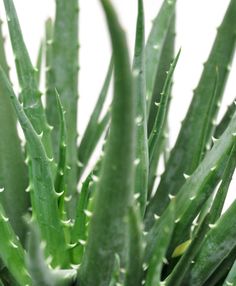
[203,246,236,286]
[35,40,43,86]
[0,67,69,267]
[145,200,175,286]
[166,213,211,286]
[45,18,58,159]
[0,203,31,286]
[145,0,176,113]
[147,11,175,134]
[223,260,236,286]
[52,0,79,215]
[71,175,92,264]
[124,207,144,286]
[54,90,68,214]
[166,110,236,252]
[133,0,149,215]
[207,142,236,223]
[146,0,236,226]
[147,11,175,195]
[214,98,236,139]
[186,195,236,285]
[3,0,53,160]
[148,50,180,196]
[78,0,135,284]
[26,221,76,286]
[0,18,29,242]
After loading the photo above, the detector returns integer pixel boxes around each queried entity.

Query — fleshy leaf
[52,0,79,215]
[145,0,176,113]
[3,0,53,160]
[146,0,236,227]
[124,207,144,286]
[133,0,149,215]
[145,199,175,286]
[0,67,69,267]
[0,17,29,242]
[78,0,135,284]
[0,203,31,286]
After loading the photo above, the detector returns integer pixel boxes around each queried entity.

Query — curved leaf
[0,203,31,286]
[133,0,149,215]
[78,0,135,284]
[52,0,79,214]
[3,0,53,160]
[146,0,236,226]
[145,0,176,113]
[0,67,69,267]
[0,18,29,242]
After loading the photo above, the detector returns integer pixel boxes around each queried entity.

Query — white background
[0,0,236,207]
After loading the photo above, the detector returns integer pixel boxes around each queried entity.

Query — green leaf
[0,19,10,75]
[207,142,236,224]
[0,19,29,243]
[26,220,76,286]
[148,49,181,196]
[54,90,67,215]
[132,0,149,216]
[35,40,43,86]
[223,260,236,286]
[77,58,113,181]
[0,67,69,268]
[146,0,236,227]
[214,98,236,139]
[3,0,53,160]
[198,67,220,161]
[167,168,219,255]
[164,108,236,254]
[109,254,121,286]
[52,0,79,213]
[0,262,18,286]
[203,246,236,286]
[45,18,58,162]
[166,213,211,286]
[78,0,135,284]
[186,194,236,285]
[145,0,176,113]
[0,203,31,286]
[147,11,175,135]
[147,10,175,195]
[145,199,175,286]
[124,207,144,286]
[71,175,92,264]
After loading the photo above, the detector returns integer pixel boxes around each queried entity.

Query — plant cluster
[0,0,236,285]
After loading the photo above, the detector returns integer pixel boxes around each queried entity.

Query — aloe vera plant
[0,0,236,285]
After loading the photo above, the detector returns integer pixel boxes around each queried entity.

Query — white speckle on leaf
[135,115,143,126]
[84,209,93,217]
[153,44,159,50]
[10,241,18,249]
[134,158,140,166]
[183,173,190,179]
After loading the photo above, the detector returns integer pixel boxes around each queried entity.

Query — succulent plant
[0,0,236,285]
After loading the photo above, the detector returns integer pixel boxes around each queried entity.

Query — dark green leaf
[78,0,135,284]
[146,0,236,227]
[0,67,69,267]
[133,0,149,215]
[52,0,79,214]
[0,18,29,242]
